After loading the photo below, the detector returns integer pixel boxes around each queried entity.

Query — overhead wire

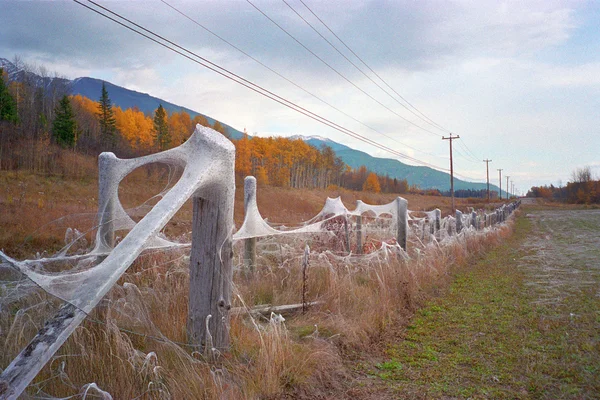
[74,0,449,171]
[245,0,442,137]
[159,0,446,160]
[297,0,452,134]
[281,0,446,135]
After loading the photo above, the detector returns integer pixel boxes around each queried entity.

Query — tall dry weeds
[1,173,516,398]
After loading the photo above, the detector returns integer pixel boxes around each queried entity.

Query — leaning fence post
[395,197,408,251]
[356,215,363,255]
[243,176,257,275]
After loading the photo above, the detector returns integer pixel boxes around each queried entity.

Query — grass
[1,171,519,399]
[368,209,600,399]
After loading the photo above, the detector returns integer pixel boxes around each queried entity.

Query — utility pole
[483,159,492,202]
[506,175,510,198]
[497,169,503,200]
[442,134,460,212]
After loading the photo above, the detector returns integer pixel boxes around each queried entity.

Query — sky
[1,0,599,195]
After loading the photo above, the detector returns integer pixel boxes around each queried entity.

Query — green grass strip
[371,213,600,399]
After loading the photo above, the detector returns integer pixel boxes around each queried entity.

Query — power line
[457,138,481,161]
[297,0,452,134]
[159,0,444,160]
[281,0,447,135]
[245,0,442,137]
[74,0,448,171]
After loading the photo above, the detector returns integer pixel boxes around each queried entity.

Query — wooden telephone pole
[497,168,503,200]
[506,175,510,198]
[483,159,492,202]
[442,134,460,212]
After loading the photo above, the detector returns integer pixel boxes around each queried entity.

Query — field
[1,169,514,399]
[351,207,600,398]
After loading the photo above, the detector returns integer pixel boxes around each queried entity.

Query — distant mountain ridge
[300,136,501,193]
[1,57,501,193]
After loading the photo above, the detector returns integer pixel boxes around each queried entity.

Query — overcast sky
[2,0,599,194]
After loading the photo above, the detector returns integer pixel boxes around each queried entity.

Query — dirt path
[520,209,600,306]
[341,207,600,399]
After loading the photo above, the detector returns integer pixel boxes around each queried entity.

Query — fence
[0,126,520,399]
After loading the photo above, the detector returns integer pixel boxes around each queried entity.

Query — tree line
[0,59,410,193]
[527,166,599,204]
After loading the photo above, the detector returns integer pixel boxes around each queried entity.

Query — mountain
[2,57,499,193]
[302,136,503,193]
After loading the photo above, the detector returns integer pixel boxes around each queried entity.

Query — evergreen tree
[153,104,170,150]
[52,95,77,147]
[97,82,116,138]
[0,68,18,124]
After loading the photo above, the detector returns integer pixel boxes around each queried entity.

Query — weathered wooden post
[455,210,463,234]
[186,126,236,355]
[471,211,477,230]
[1,126,235,399]
[188,176,235,354]
[343,216,351,254]
[434,208,441,239]
[356,215,363,255]
[395,197,408,251]
[243,176,257,275]
[97,153,116,249]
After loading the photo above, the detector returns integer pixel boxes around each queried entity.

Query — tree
[97,82,116,139]
[212,120,228,137]
[153,104,170,150]
[52,95,77,147]
[0,68,18,123]
[571,166,593,183]
[362,172,381,193]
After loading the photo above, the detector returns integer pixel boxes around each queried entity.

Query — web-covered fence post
[455,210,463,233]
[396,197,408,251]
[97,153,116,249]
[356,215,363,254]
[243,176,257,275]
[434,208,441,238]
[188,194,233,354]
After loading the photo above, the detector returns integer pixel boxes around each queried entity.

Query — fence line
[0,128,520,399]
[0,125,235,400]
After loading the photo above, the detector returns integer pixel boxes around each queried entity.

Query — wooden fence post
[471,211,477,230]
[243,176,257,275]
[434,208,441,238]
[343,217,351,254]
[188,191,234,354]
[396,197,408,251]
[97,153,116,249]
[455,210,463,233]
[356,215,363,255]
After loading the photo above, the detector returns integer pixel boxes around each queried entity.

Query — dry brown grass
[1,172,515,399]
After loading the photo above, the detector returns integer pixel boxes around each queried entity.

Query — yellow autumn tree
[362,172,381,193]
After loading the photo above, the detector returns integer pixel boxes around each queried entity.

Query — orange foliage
[113,106,154,149]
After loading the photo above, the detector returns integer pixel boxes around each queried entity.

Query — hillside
[303,137,503,193]
[2,56,498,193]
[70,77,244,139]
